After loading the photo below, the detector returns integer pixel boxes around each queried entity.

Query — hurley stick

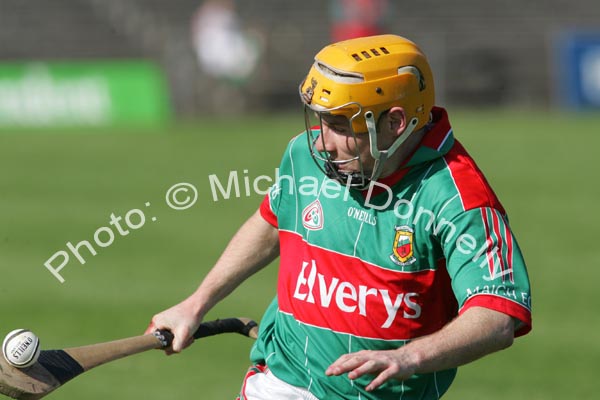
[0,317,258,400]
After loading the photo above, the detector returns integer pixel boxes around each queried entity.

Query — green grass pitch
[0,109,598,399]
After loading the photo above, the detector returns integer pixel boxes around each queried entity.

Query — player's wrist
[395,344,424,375]
[183,292,210,322]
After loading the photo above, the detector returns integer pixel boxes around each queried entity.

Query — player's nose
[314,125,337,154]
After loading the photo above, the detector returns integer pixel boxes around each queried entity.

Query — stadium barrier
[0,60,171,128]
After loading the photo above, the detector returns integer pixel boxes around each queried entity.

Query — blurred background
[1,0,600,123]
[0,0,599,399]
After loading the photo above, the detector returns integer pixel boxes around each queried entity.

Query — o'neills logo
[390,225,417,266]
[302,199,324,230]
[292,260,421,329]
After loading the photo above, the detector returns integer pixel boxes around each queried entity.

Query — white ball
[2,329,41,368]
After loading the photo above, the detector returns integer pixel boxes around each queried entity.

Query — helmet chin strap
[365,111,419,183]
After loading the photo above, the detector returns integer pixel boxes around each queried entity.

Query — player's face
[314,113,369,173]
[314,113,397,176]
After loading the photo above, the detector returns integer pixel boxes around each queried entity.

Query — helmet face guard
[299,34,434,190]
[302,100,420,190]
[302,101,372,189]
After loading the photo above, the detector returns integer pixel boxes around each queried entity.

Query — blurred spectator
[190,0,261,84]
[329,0,389,42]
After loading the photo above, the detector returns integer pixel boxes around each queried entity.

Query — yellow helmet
[299,34,435,189]
[300,34,434,134]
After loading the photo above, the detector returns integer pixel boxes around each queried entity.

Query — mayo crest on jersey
[255,107,532,400]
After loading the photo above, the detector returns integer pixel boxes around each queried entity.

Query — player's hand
[145,300,202,355]
[325,349,418,391]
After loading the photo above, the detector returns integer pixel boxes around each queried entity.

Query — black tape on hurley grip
[157,318,258,348]
[193,318,257,339]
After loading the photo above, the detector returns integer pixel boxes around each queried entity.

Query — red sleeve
[459,294,532,337]
[259,195,278,228]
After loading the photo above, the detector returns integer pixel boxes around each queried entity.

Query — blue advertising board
[558,32,600,108]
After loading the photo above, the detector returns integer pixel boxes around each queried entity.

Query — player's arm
[328,206,531,391]
[326,306,514,391]
[145,209,279,353]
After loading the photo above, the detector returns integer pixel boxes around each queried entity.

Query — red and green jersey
[252,107,532,399]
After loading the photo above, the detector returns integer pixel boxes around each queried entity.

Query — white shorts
[237,364,319,400]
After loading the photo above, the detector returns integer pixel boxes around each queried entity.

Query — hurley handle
[156,318,258,348]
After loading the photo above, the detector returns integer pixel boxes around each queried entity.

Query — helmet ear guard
[365,110,419,185]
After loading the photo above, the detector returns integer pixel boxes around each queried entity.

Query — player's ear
[387,107,407,137]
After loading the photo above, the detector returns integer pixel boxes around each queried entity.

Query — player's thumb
[170,328,192,353]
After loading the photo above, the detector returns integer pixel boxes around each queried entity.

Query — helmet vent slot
[352,48,388,61]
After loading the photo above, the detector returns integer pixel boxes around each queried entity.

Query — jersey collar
[361,106,454,196]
